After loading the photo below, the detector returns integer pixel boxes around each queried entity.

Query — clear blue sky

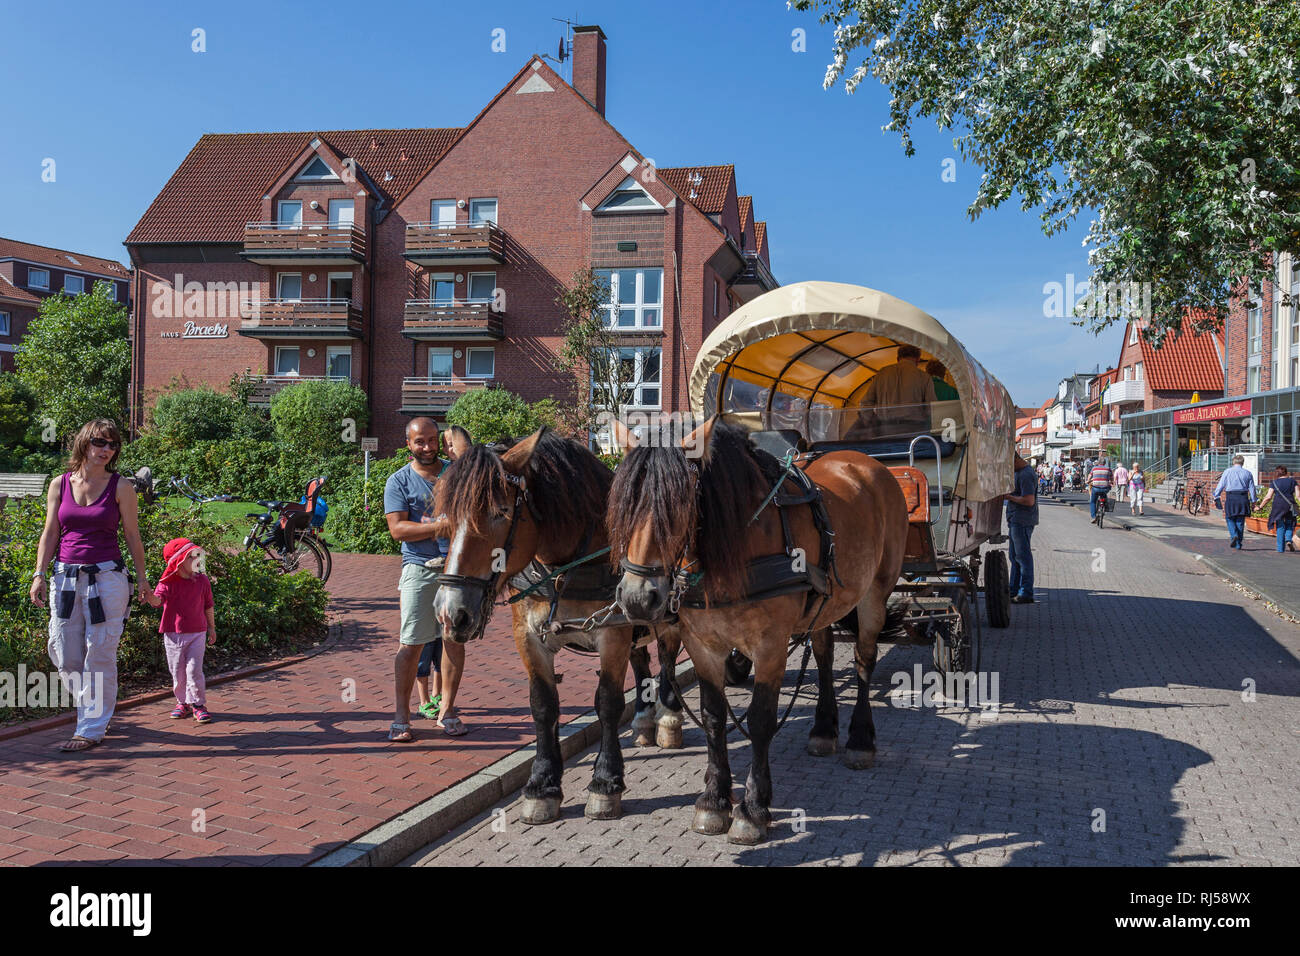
[0,0,1123,408]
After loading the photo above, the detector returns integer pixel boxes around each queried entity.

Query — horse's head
[433,430,545,643]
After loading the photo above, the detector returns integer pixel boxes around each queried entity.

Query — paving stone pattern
[407,498,1300,867]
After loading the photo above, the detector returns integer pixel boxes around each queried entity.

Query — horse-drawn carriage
[687,280,1017,675]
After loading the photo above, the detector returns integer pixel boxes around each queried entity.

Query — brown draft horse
[608,416,909,845]
[433,428,684,824]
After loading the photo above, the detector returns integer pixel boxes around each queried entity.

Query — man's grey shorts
[399,562,441,646]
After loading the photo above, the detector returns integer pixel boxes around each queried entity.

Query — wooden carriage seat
[887,466,932,562]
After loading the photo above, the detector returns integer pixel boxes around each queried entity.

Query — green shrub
[270,379,370,459]
[324,449,410,555]
[446,386,551,443]
[150,383,271,448]
[0,494,329,722]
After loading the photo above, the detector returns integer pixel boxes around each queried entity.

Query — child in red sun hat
[144,538,217,723]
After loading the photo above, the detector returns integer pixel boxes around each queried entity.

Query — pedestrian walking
[1052,462,1064,493]
[1213,454,1257,550]
[1258,465,1299,553]
[144,538,216,723]
[28,419,153,752]
[1000,453,1038,603]
[1129,462,1146,516]
[1113,462,1129,502]
[384,418,466,742]
[1088,457,1113,524]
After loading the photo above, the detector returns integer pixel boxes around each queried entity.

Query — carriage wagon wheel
[931,589,975,675]
[983,549,1011,629]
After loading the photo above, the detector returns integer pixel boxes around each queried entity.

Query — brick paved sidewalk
[0,553,617,866]
[1048,490,1300,618]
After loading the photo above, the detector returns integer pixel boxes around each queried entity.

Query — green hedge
[0,495,329,721]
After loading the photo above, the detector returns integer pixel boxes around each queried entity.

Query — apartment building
[124,26,777,449]
[0,238,131,371]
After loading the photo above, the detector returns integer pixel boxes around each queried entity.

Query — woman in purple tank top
[29,419,152,752]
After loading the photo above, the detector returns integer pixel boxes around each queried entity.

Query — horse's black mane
[608,420,783,600]
[436,429,611,547]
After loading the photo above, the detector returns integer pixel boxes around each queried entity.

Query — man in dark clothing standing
[1001,453,1039,604]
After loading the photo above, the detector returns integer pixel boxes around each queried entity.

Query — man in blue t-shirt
[1000,453,1039,604]
[383,417,464,741]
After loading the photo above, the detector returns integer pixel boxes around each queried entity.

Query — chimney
[572,25,607,116]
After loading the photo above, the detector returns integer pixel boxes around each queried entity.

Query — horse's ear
[502,427,545,474]
[611,418,640,453]
[682,415,718,461]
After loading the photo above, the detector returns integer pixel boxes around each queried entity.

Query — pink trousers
[164,631,207,707]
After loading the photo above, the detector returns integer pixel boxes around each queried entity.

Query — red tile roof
[125,129,462,245]
[754,221,768,258]
[0,274,42,306]
[1139,311,1223,392]
[738,195,753,234]
[0,237,128,279]
[658,165,734,215]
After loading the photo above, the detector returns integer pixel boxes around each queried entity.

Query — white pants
[46,567,129,741]
[1131,488,1144,511]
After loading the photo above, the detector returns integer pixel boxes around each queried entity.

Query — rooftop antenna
[539,16,578,80]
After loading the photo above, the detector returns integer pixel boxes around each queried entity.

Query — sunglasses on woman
[89,437,121,450]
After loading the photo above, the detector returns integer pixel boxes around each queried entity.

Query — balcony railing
[1103,379,1145,405]
[404,222,505,265]
[402,299,504,340]
[399,377,491,414]
[242,222,365,262]
[245,374,357,406]
[239,298,363,338]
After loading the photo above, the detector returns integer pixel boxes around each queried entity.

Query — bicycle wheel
[1189,491,1203,516]
[268,534,326,578]
[1097,499,1105,528]
[313,535,333,583]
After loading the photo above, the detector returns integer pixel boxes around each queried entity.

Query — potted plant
[1245,500,1272,536]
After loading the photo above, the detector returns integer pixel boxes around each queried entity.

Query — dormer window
[295,156,340,181]
[596,177,660,212]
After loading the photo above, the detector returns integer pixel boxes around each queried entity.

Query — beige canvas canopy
[689,281,1016,502]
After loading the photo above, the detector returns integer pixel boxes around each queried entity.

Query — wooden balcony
[404,222,506,267]
[399,377,491,415]
[245,374,357,407]
[402,300,504,340]
[241,222,365,265]
[238,298,364,339]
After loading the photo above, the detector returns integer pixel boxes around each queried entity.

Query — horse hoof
[631,712,656,747]
[520,796,562,825]
[843,748,876,770]
[584,791,622,820]
[806,735,838,756]
[656,724,683,749]
[692,807,730,835]
[727,815,766,846]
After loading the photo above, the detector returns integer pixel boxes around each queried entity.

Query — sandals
[170,703,192,719]
[192,706,212,724]
[439,716,469,737]
[418,695,441,719]
[388,722,414,742]
[58,736,100,753]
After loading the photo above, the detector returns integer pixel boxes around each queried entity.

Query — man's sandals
[388,722,414,743]
[58,736,100,752]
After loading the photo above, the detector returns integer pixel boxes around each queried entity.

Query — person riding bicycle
[1089,457,1113,524]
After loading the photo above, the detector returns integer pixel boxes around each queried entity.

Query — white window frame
[592,346,662,410]
[28,268,49,291]
[1248,285,1263,355]
[277,273,303,301]
[0,311,9,336]
[431,200,457,228]
[277,200,303,228]
[274,346,301,376]
[465,347,495,378]
[468,198,498,226]
[328,200,355,228]
[1134,361,1143,381]
[428,347,454,382]
[325,346,352,381]
[429,273,455,305]
[327,272,354,302]
[594,176,662,213]
[295,156,339,181]
[595,268,663,330]
[63,275,84,295]
[1249,365,1261,394]
[466,272,496,304]
[1129,323,1138,345]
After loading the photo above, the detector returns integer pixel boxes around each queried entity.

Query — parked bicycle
[1171,479,1186,510]
[1187,482,1206,516]
[243,477,332,582]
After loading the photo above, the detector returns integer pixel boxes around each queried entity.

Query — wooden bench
[0,473,49,511]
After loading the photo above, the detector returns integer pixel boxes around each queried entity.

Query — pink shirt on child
[154,573,214,634]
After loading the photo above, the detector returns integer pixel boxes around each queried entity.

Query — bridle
[616,456,702,616]
[435,472,532,643]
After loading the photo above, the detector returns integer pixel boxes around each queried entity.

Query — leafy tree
[268,379,369,459]
[445,386,551,443]
[0,373,37,449]
[793,0,1300,339]
[14,281,129,438]
[555,268,652,435]
[149,382,270,448]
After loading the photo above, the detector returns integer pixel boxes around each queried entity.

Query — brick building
[0,238,131,372]
[124,26,777,450]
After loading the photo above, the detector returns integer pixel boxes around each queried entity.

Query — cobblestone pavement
[406,498,1300,866]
